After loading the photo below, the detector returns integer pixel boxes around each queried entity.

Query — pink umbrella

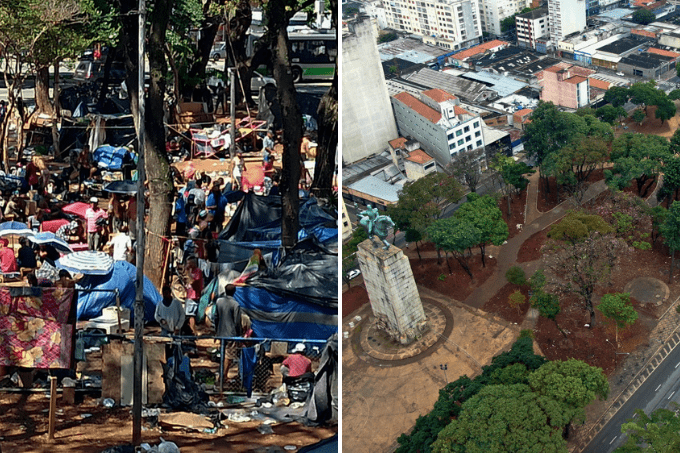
[62,202,91,219]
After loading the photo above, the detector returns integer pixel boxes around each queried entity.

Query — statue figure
[357,203,395,249]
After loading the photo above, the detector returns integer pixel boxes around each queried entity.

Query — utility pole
[132,0,146,445]
[230,67,236,156]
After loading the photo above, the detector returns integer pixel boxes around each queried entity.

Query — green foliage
[613,212,634,234]
[632,8,655,25]
[656,97,677,124]
[506,265,527,286]
[604,86,630,108]
[438,274,447,281]
[427,217,480,254]
[343,226,368,257]
[662,201,680,253]
[508,290,526,312]
[598,293,638,329]
[529,269,547,293]
[531,291,561,321]
[455,193,509,257]
[597,104,627,125]
[606,132,669,195]
[670,88,680,101]
[548,211,614,243]
[615,406,680,452]
[632,241,651,250]
[519,329,535,339]
[632,109,646,124]
[378,30,398,43]
[431,384,570,453]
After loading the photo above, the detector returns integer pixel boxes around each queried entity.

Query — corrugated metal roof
[347,175,402,203]
[461,71,527,97]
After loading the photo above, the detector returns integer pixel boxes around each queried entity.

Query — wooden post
[48,376,57,440]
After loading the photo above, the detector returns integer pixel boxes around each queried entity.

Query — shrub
[506,265,527,286]
[632,241,652,250]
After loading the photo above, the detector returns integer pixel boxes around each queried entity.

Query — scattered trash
[139,439,180,453]
[216,401,225,408]
[262,402,273,408]
[289,402,305,409]
[203,427,217,434]
[354,316,362,322]
[207,401,217,407]
[284,445,297,450]
[262,419,276,425]
[142,408,161,417]
[81,413,93,419]
[226,412,252,423]
[227,395,246,404]
[103,398,115,408]
[158,412,213,431]
[62,377,77,387]
[348,322,354,328]
[343,331,349,339]
[257,424,274,435]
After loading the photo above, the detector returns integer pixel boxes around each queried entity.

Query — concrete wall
[540,70,579,108]
[391,98,450,166]
[660,34,680,49]
[342,18,398,165]
[404,159,437,180]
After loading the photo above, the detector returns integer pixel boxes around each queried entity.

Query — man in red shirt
[184,257,203,335]
[85,197,108,251]
[281,343,313,384]
[0,238,18,273]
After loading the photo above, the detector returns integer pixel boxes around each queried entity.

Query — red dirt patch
[482,283,531,324]
[499,189,528,240]
[537,169,605,213]
[343,284,370,319]
[409,255,497,301]
[517,229,548,263]
[622,177,657,199]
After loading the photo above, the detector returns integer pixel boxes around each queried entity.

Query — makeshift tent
[219,193,335,242]
[76,260,160,322]
[93,145,129,170]
[303,333,338,426]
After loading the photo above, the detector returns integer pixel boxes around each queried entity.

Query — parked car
[207,72,276,94]
[211,42,227,60]
[346,269,361,280]
[73,60,126,84]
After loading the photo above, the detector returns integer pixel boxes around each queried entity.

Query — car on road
[346,269,361,280]
[73,60,126,84]
[208,72,276,95]
[211,42,227,60]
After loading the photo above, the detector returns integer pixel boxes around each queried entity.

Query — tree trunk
[34,67,53,116]
[586,297,595,328]
[97,45,118,105]
[436,247,442,264]
[268,3,302,250]
[185,5,221,99]
[51,60,61,156]
[227,0,254,106]
[506,191,512,219]
[671,248,675,284]
[310,69,337,199]
[416,241,421,260]
[454,255,473,279]
[479,243,486,267]
[120,0,174,289]
[444,251,452,274]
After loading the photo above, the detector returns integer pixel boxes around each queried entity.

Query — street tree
[530,290,564,336]
[656,97,677,124]
[604,86,630,108]
[650,205,668,245]
[660,157,680,207]
[606,132,670,197]
[547,211,614,244]
[632,109,646,125]
[670,128,680,154]
[431,384,571,453]
[661,201,680,283]
[629,81,660,116]
[490,154,534,216]
[543,232,625,327]
[508,290,526,315]
[455,193,509,267]
[448,148,485,193]
[404,228,423,260]
[427,217,480,279]
[596,104,628,125]
[616,406,680,452]
[670,88,680,101]
[528,359,609,422]
[387,172,465,233]
[632,8,655,25]
[598,292,638,347]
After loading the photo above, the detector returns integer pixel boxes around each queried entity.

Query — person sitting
[281,343,313,385]
[55,269,75,288]
[0,238,18,274]
[16,237,36,270]
[56,220,85,244]
[155,286,185,336]
[39,244,60,267]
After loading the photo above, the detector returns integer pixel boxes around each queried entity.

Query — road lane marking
[669,391,676,400]
[610,436,618,444]
[657,384,662,391]
[676,362,680,369]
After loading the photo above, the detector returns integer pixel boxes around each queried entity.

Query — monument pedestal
[356,239,428,345]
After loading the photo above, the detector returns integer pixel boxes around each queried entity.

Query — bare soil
[482,283,531,324]
[537,169,606,213]
[517,229,548,263]
[498,189,528,240]
[408,254,497,301]
[342,284,370,319]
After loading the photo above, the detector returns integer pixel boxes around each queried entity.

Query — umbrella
[104,180,137,195]
[62,202,91,219]
[28,232,73,254]
[56,251,114,276]
[0,221,35,238]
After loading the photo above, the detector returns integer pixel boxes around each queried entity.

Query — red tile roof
[405,149,434,164]
[515,108,533,118]
[393,92,441,124]
[454,106,470,116]
[648,47,680,58]
[544,64,567,73]
[388,137,408,149]
[422,88,457,103]
[564,76,587,85]
[588,78,611,90]
[569,66,596,77]
[632,29,657,38]
[451,40,509,61]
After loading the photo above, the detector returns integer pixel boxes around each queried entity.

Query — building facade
[538,64,590,109]
[516,7,549,50]
[391,88,486,166]
[342,17,399,164]
[383,0,483,50]
[548,0,587,45]
[479,0,531,36]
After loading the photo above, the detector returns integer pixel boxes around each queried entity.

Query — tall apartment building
[479,0,531,37]
[342,17,399,164]
[516,7,549,50]
[391,88,486,166]
[548,0,587,46]
[383,0,483,50]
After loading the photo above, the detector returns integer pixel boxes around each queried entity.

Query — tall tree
[455,193,509,267]
[656,97,677,124]
[661,201,680,283]
[604,86,630,108]
[405,228,423,260]
[606,133,669,197]
[427,217,480,279]
[632,8,655,25]
[616,406,680,452]
[598,292,638,347]
[448,148,485,193]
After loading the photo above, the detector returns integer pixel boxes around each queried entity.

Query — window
[474,122,479,128]
[449,142,456,150]
[456,129,463,136]
[464,126,470,132]
[458,139,464,146]
[467,145,473,151]
[424,162,436,170]
[475,131,481,137]
[448,132,455,140]
[466,136,471,142]
[476,140,482,147]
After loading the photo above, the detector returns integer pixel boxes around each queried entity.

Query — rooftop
[451,40,509,61]
[460,71,528,97]
[470,46,527,68]
[378,37,449,63]
[422,88,457,103]
[598,35,651,56]
[514,108,533,117]
[517,7,548,20]
[388,137,408,149]
[647,47,680,58]
[347,175,402,203]
[510,56,561,75]
[620,51,673,69]
[403,68,492,103]
[564,76,587,85]
[405,149,434,164]
[393,92,442,124]
[381,57,426,80]
[588,78,611,90]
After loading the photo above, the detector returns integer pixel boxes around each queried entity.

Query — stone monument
[355,206,428,345]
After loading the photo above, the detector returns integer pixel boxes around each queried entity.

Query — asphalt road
[583,332,680,452]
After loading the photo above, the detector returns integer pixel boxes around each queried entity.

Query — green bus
[288,31,337,82]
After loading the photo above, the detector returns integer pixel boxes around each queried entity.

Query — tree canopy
[455,193,509,267]
[427,217,480,278]
[616,406,680,452]
[632,8,655,25]
[605,132,670,197]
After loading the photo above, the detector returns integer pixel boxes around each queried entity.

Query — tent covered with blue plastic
[93,145,130,170]
[76,260,160,322]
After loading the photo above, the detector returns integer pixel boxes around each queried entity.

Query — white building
[516,7,549,50]
[391,88,486,166]
[548,0,587,45]
[363,0,389,30]
[383,0,482,50]
[342,17,399,165]
[479,0,531,37]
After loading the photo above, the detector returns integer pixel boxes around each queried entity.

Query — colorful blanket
[0,287,75,368]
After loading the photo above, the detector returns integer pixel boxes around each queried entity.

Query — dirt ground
[408,254,497,301]
[0,391,335,452]
[499,189,527,240]
[537,168,606,213]
[482,282,531,325]
[517,229,548,263]
[621,102,680,138]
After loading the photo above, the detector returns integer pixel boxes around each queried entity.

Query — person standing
[183,257,203,335]
[85,197,108,251]
[231,153,245,190]
[109,225,132,261]
[155,286,186,336]
[212,284,243,382]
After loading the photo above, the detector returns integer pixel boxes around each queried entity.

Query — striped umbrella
[56,251,114,276]
[0,221,35,238]
[28,232,73,254]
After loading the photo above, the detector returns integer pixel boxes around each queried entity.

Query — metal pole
[230,67,236,156]
[132,0,146,445]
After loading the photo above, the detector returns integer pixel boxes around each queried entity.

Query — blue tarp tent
[93,145,128,170]
[76,260,161,322]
